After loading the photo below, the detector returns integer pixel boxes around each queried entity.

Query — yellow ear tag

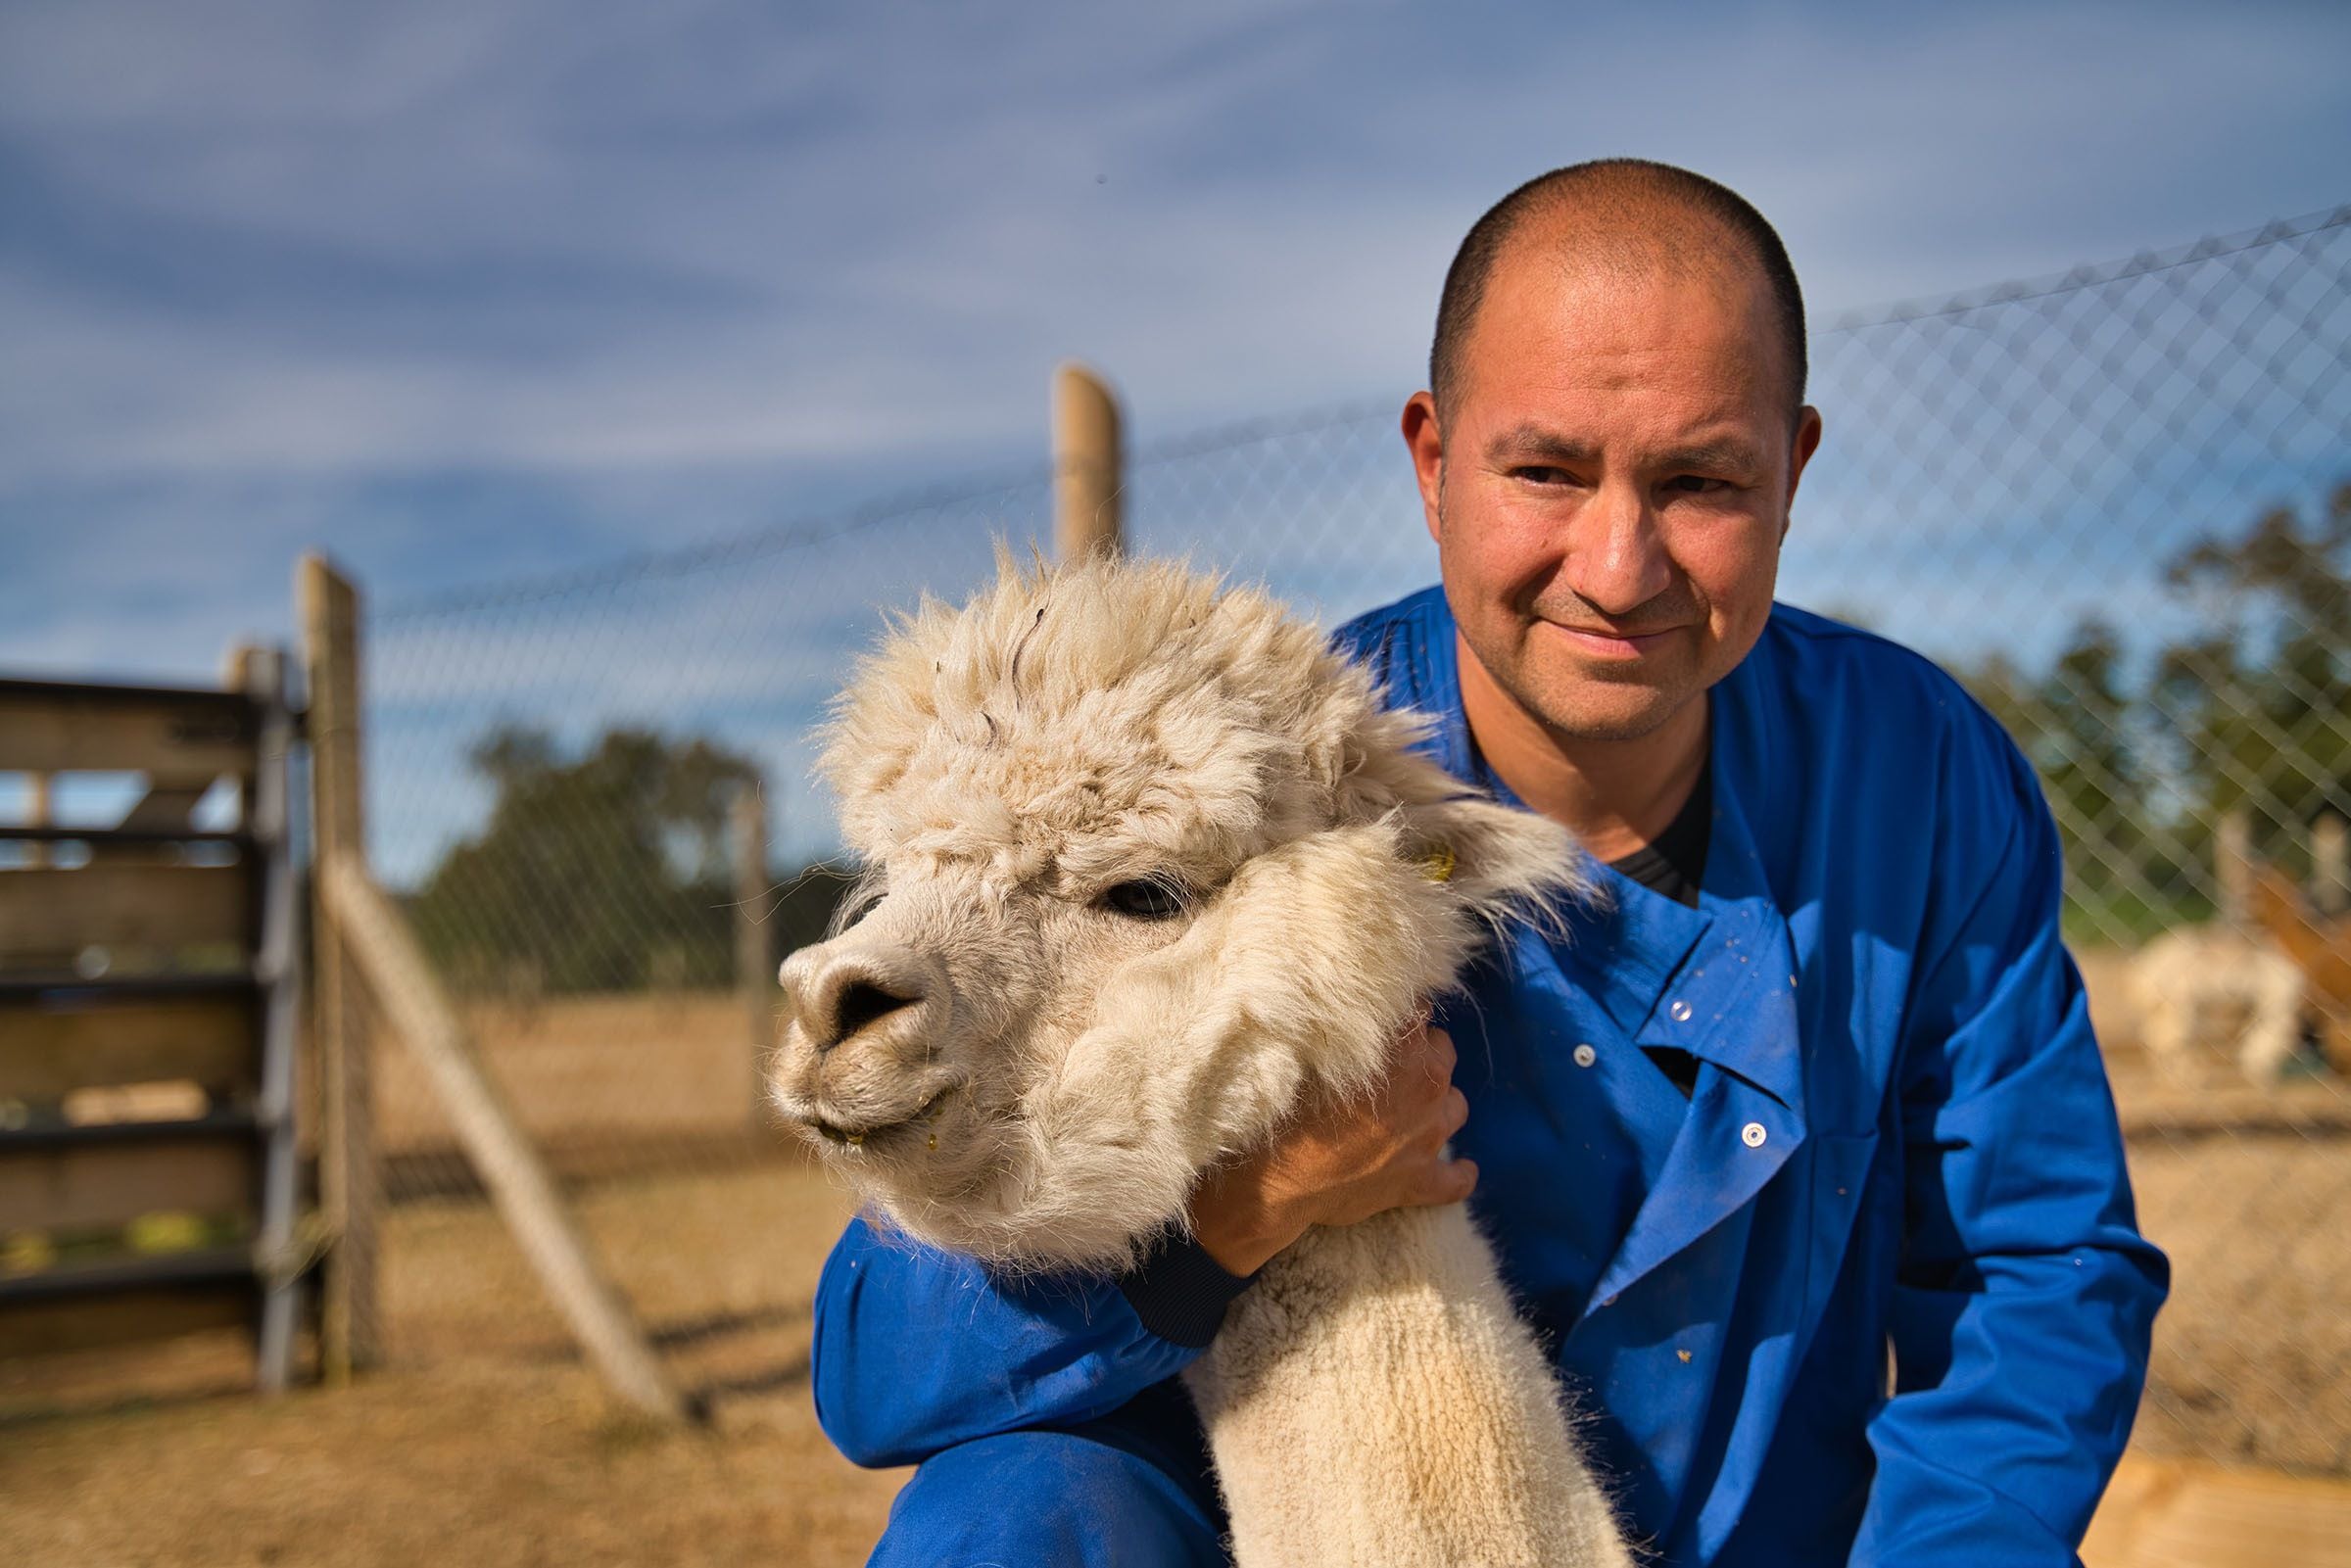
[1420,841,1457,883]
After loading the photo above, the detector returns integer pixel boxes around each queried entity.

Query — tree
[2151,480,2351,869]
[1946,478,2351,941]
[1957,620,2162,938]
[409,726,763,994]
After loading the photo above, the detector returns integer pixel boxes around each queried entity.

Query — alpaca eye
[1100,879,1188,920]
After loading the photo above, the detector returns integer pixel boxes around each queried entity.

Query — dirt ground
[1,1161,906,1566]
[2125,1122,2351,1475]
[7,964,2349,1564]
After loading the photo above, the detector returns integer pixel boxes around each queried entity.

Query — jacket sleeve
[1850,716,2171,1565]
[809,1213,1250,1468]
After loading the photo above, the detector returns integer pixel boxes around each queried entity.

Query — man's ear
[1402,391,1447,546]
[1787,405,1823,505]
[1401,792,1600,927]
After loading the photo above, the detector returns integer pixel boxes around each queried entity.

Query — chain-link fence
[360,206,2350,1476]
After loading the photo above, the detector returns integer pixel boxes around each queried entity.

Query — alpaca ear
[1401,793,1599,924]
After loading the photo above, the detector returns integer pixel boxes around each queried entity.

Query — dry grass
[8,965,2350,1564]
[377,991,762,1157]
[2126,1128,2351,1475]
[0,1160,904,1567]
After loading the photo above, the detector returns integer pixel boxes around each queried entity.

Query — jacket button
[1668,1000,1693,1022]
[1741,1121,1768,1148]
[1572,1043,1597,1068]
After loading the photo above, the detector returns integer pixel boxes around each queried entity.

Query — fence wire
[361,207,2351,1476]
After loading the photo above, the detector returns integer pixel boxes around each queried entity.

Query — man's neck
[1455,631,1710,864]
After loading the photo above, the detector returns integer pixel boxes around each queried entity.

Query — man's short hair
[1429,159,1808,421]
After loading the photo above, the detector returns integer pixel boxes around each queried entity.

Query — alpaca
[768,553,1633,1567]
[2128,923,2304,1086]
[2129,865,2351,1087]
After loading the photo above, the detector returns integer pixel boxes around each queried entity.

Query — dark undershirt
[1607,758,1712,1098]
[1607,755,1711,911]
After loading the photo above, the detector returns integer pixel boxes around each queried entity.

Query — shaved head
[1430,160,1807,422]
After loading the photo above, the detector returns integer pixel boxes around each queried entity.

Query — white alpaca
[2129,925,2303,1086]
[769,554,1633,1567]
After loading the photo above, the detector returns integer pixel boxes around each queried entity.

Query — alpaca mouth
[809,1085,955,1150]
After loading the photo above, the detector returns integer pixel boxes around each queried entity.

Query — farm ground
[1,1163,904,1567]
[6,965,2350,1565]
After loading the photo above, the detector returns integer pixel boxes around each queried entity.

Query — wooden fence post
[2216,809,2253,930]
[298,553,381,1380]
[1053,362,1124,562]
[24,774,48,869]
[228,642,305,1395]
[2315,812,2349,919]
[733,784,774,1124]
[319,859,688,1422]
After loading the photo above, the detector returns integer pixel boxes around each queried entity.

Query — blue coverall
[811,588,2170,1566]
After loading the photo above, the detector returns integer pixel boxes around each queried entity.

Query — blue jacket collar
[1415,594,1809,1307]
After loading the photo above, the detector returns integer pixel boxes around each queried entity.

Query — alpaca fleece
[772,552,1633,1566]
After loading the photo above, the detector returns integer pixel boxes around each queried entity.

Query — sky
[3,0,2348,673]
[1,0,2348,871]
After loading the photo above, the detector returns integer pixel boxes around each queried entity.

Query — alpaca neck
[1181,1206,1630,1568]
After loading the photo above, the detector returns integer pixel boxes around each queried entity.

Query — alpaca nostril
[828,979,919,1050]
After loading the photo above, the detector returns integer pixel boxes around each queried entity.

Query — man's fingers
[1437,1156,1478,1204]
[1396,1152,1478,1211]
[1401,1021,1456,1087]
[1427,1024,1456,1077]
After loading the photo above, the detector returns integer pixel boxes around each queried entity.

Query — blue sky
[3,0,2348,680]
[2,1,2347,875]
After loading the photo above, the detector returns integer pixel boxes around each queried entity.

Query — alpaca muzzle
[771,937,959,1149]
[781,940,942,1055]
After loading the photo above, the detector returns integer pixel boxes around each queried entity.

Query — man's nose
[1561,480,1675,617]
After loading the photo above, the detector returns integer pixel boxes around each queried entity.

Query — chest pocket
[1803,1130,1882,1319]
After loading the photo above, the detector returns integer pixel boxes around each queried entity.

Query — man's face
[1406,247,1822,743]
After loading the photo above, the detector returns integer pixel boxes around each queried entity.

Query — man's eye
[1513,465,1575,486]
[1099,879,1188,920]
[1664,475,1730,496]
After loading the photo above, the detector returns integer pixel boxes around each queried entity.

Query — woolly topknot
[819,549,1397,888]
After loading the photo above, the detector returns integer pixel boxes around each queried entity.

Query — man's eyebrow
[1484,425,1770,477]
[1657,439,1768,476]
[1484,426,1602,466]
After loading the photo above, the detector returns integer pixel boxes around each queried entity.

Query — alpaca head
[768,554,1592,1272]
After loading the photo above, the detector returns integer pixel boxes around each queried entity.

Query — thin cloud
[0,0,2346,690]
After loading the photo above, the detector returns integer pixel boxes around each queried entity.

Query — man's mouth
[1543,623,1682,656]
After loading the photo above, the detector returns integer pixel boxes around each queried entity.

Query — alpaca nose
[781,942,938,1054]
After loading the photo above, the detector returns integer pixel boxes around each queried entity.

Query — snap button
[1668,1000,1693,1022]
[1741,1121,1768,1148]
[1572,1043,1597,1069]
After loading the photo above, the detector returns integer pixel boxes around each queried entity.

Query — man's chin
[1517,673,1690,742]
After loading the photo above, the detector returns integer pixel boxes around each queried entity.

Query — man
[811,160,2168,1565]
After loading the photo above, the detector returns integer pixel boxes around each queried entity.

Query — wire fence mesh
[360,206,2351,1475]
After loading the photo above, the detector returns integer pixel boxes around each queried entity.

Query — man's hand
[1189,1014,1476,1277]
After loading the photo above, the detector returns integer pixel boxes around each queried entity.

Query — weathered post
[1053,362,1125,562]
[2216,809,2253,930]
[320,858,689,1422]
[2315,812,2349,919]
[24,774,48,869]
[298,553,381,1380]
[734,784,774,1123]
[228,642,305,1395]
